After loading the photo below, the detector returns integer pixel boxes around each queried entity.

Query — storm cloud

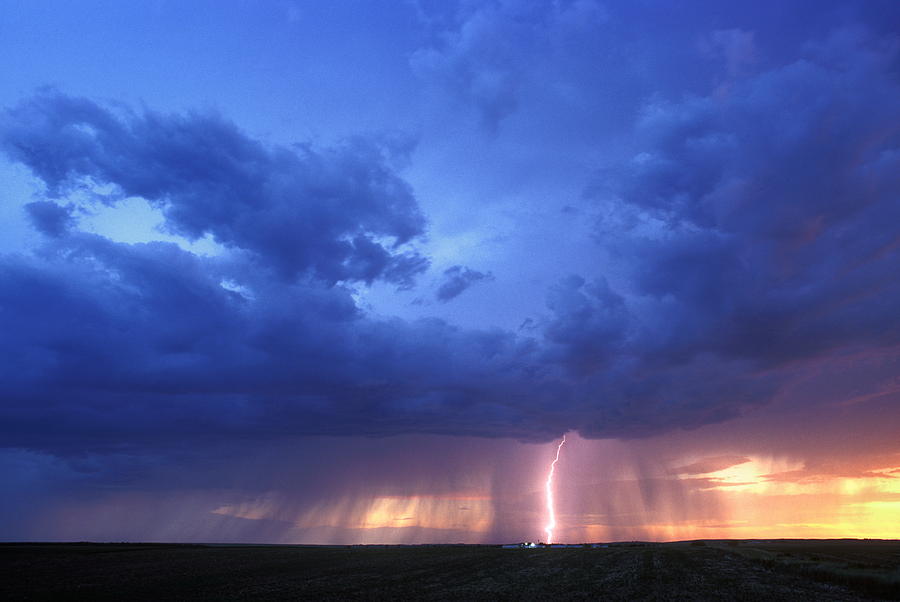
[2,91,429,286]
[589,27,900,366]
[436,265,493,301]
[0,93,562,457]
[3,23,900,457]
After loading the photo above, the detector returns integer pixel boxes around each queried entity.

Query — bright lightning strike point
[544,434,566,544]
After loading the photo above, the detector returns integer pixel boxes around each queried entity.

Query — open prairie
[2,540,899,600]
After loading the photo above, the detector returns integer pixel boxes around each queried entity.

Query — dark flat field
[2,540,899,600]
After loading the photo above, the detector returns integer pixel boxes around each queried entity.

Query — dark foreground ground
[2,540,899,600]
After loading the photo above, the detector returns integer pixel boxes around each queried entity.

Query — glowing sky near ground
[1,0,899,543]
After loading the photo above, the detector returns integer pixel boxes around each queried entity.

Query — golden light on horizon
[212,491,494,541]
[666,457,900,540]
[356,495,493,532]
[552,441,900,543]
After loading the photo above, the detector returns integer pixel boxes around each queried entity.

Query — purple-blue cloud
[0,231,558,456]
[562,27,900,436]
[588,27,900,367]
[436,265,493,301]
[24,200,75,237]
[3,27,900,456]
[411,0,610,130]
[2,91,428,286]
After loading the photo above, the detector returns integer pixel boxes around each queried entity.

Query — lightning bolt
[544,434,566,544]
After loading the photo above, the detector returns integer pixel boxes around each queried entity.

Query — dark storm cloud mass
[411,0,609,130]
[1,4,900,470]
[557,26,900,436]
[0,230,556,455]
[436,265,493,301]
[587,27,900,366]
[0,92,563,456]
[1,91,428,286]
[24,200,74,237]
[543,275,628,377]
